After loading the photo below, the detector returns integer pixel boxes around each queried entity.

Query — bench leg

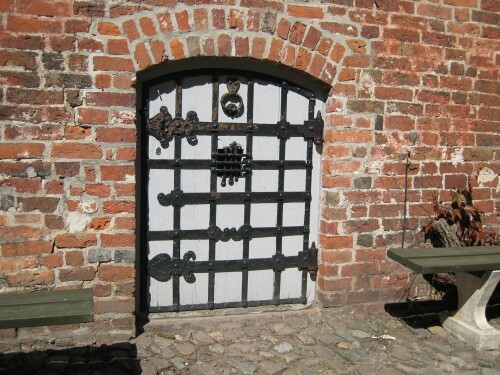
[440,270,500,350]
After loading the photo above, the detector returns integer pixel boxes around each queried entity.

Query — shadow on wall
[0,343,140,375]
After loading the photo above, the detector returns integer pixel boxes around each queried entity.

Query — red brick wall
[0,0,498,347]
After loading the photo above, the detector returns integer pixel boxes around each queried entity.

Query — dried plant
[422,179,499,247]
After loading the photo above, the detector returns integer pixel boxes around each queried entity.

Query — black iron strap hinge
[303,111,324,146]
[146,106,198,148]
[298,242,319,279]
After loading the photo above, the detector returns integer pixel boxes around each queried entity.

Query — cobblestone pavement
[1,304,499,375]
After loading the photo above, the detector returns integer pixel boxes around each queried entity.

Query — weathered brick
[0,143,44,159]
[262,11,277,34]
[97,22,121,36]
[0,51,38,71]
[73,0,105,17]
[343,219,379,233]
[66,19,91,34]
[277,18,291,40]
[88,249,112,263]
[234,36,249,57]
[86,184,111,198]
[122,19,140,41]
[93,283,112,297]
[107,39,129,55]
[45,214,64,230]
[175,10,190,32]
[115,217,135,230]
[303,27,322,50]
[462,148,494,161]
[100,165,135,181]
[55,233,97,249]
[89,217,111,231]
[103,201,135,214]
[77,108,108,125]
[7,269,54,286]
[289,5,324,19]
[139,16,157,36]
[6,88,64,105]
[2,240,53,256]
[101,233,135,247]
[51,143,102,159]
[59,266,95,282]
[218,34,232,57]
[237,9,253,31]
[320,22,357,37]
[65,251,84,266]
[8,15,62,33]
[343,55,369,68]
[17,197,59,213]
[418,4,452,19]
[98,264,135,281]
[194,8,208,31]
[289,22,307,45]
[93,56,135,72]
[326,130,372,143]
[295,48,311,71]
[170,38,185,59]
[95,298,134,314]
[321,236,354,250]
[86,92,136,107]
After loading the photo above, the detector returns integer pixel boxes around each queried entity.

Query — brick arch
[93,8,359,89]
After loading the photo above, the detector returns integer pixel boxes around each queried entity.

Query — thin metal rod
[172,79,183,311]
[401,151,411,249]
[242,77,254,307]
[208,75,219,309]
[274,84,288,303]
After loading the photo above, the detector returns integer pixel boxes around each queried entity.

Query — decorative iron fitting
[215,142,252,187]
[298,242,318,279]
[221,77,244,118]
[148,251,197,283]
[303,111,324,146]
[207,225,253,242]
[277,119,290,140]
[158,189,185,207]
[272,252,286,272]
[146,106,198,148]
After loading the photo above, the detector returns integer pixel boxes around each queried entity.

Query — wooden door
[141,70,323,312]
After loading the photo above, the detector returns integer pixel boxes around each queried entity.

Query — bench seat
[0,288,94,329]
[388,245,500,350]
[387,246,500,274]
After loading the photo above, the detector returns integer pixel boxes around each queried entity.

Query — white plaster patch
[360,71,376,97]
[26,167,37,178]
[477,168,497,185]
[77,200,97,214]
[451,148,464,166]
[365,160,383,174]
[67,212,90,233]
[125,174,136,183]
[111,110,135,125]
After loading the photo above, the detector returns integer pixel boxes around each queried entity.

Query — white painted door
[144,71,323,312]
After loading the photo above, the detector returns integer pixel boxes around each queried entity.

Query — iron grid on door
[141,70,323,312]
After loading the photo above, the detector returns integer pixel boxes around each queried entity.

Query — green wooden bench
[388,246,500,350]
[0,288,94,329]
